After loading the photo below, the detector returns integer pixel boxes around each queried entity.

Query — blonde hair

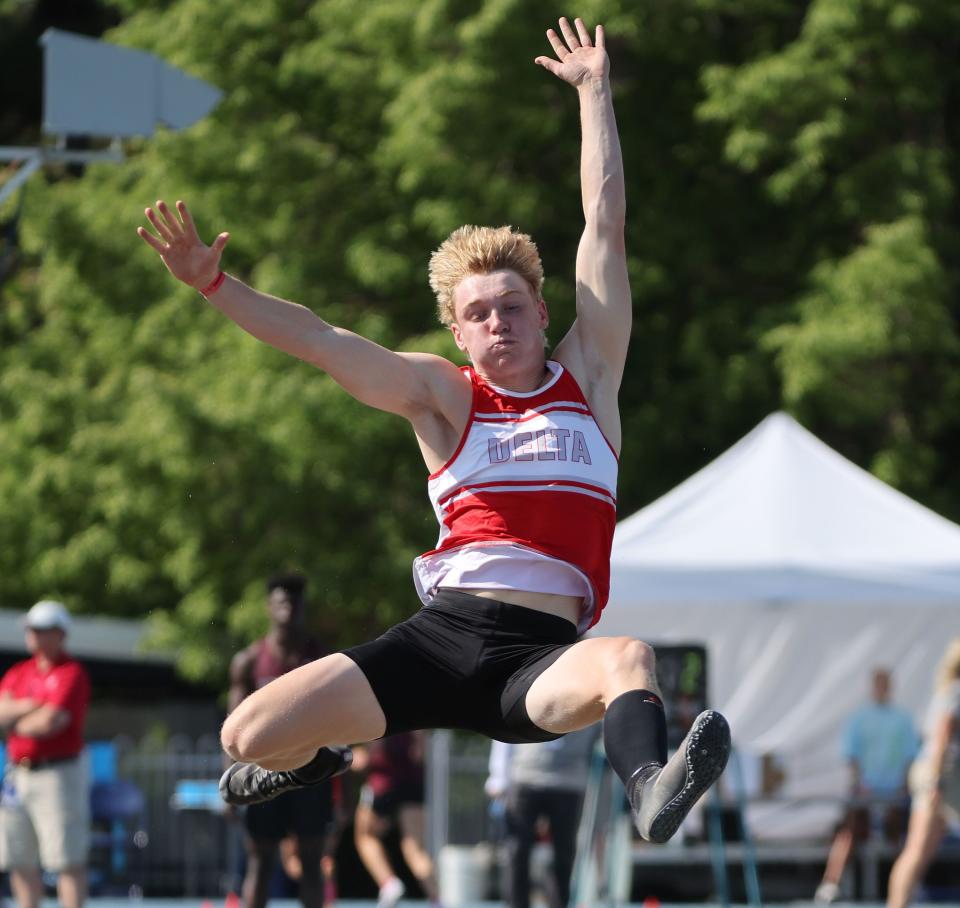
[936,637,960,691]
[428,225,544,326]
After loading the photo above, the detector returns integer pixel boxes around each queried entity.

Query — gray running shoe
[220,745,353,807]
[629,710,731,843]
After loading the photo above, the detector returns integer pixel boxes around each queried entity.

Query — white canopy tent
[595,412,960,839]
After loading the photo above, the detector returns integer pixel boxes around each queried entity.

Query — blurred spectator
[0,600,91,908]
[887,639,960,908]
[277,771,353,905]
[815,668,919,904]
[352,732,440,908]
[227,574,332,908]
[485,726,598,908]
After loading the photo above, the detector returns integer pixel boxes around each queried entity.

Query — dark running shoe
[629,710,731,843]
[220,745,353,807]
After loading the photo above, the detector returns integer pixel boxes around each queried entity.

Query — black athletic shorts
[244,782,333,841]
[361,780,425,817]
[343,589,578,743]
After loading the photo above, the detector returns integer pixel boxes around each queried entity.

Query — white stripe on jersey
[474,401,591,421]
[442,483,617,508]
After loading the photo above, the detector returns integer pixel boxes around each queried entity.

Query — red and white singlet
[413,360,618,631]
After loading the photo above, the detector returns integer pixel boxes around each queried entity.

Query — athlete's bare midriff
[452,587,582,627]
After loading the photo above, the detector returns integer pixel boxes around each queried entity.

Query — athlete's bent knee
[220,713,245,762]
[605,637,656,678]
[221,703,271,763]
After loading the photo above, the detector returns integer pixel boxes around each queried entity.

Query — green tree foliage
[699,0,960,507]
[2,0,960,684]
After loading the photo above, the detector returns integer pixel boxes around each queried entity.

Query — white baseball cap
[23,600,72,633]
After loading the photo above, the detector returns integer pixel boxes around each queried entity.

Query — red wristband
[199,270,226,298]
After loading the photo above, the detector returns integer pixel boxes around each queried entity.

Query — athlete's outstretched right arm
[137,199,459,421]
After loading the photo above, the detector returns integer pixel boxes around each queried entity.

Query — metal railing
[91,733,239,898]
[98,729,500,899]
[93,731,946,904]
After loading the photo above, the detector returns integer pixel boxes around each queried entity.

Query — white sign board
[41,29,222,139]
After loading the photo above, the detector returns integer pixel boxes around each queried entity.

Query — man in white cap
[0,600,91,908]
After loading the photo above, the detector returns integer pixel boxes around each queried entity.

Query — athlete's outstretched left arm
[537,18,631,442]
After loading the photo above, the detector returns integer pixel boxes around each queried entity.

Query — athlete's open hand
[137,199,229,291]
[535,17,608,87]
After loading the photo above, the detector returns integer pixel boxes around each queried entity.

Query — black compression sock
[290,746,352,784]
[603,689,668,787]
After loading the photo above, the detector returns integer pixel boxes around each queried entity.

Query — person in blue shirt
[815,668,919,904]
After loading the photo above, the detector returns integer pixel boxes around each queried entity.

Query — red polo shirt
[0,653,90,763]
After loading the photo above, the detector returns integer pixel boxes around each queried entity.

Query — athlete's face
[267,587,303,629]
[449,270,548,383]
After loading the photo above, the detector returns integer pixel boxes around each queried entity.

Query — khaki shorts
[909,759,960,825]
[0,757,90,871]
